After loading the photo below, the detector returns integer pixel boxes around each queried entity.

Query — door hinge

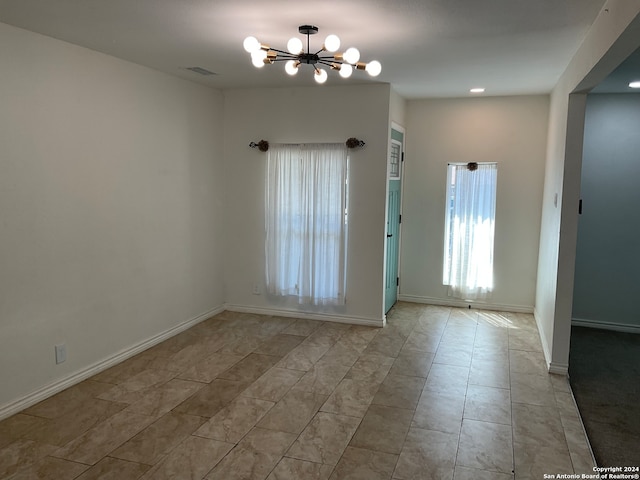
[399,214,402,224]
[401,152,405,162]
[396,277,399,286]
[578,199,583,215]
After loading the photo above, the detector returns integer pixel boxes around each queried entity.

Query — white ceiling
[0,0,608,98]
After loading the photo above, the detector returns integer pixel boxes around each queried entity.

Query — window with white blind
[265,143,348,305]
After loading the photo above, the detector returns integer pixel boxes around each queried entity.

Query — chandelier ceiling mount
[243,25,382,84]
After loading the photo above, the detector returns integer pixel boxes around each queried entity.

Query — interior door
[385,128,404,313]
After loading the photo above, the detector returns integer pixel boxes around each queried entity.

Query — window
[443,163,497,300]
[265,143,348,305]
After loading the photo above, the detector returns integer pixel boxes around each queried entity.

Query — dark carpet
[569,326,640,467]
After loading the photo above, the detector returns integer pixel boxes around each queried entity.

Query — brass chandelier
[243,25,382,84]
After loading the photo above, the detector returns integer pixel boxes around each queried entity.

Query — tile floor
[0,302,596,479]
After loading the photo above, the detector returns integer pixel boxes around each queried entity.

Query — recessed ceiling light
[470,88,485,93]
[629,81,640,88]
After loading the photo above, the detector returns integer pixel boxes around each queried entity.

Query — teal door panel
[385,127,404,314]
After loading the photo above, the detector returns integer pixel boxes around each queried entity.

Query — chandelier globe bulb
[339,63,353,78]
[366,60,382,76]
[285,60,299,75]
[287,37,303,54]
[324,34,340,52]
[243,36,260,53]
[314,68,328,84]
[343,47,360,64]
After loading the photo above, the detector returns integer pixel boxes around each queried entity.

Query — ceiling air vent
[185,67,217,76]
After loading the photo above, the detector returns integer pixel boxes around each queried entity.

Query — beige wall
[0,23,226,414]
[401,96,549,311]
[223,84,391,324]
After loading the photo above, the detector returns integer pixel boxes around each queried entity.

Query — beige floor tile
[97,369,177,404]
[0,414,49,449]
[74,457,150,480]
[287,412,360,465]
[349,405,413,455]
[8,455,89,480]
[345,354,394,383]
[440,325,476,346]
[453,465,513,480]
[319,343,362,367]
[206,428,297,480]
[402,331,442,354]
[509,350,547,376]
[433,343,473,367]
[276,344,332,371]
[22,381,111,420]
[177,352,245,383]
[91,354,156,385]
[329,446,397,480]
[295,362,351,395]
[448,309,478,326]
[216,353,281,384]
[173,378,246,418]
[241,367,305,402]
[412,390,464,434]
[393,427,458,480]
[456,419,513,474]
[463,384,511,425]
[512,403,566,448]
[194,396,274,443]
[304,323,350,347]
[282,319,323,337]
[253,334,306,357]
[389,351,434,378]
[267,457,333,480]
[508,329,542,352]
[513,441,573,480]
[362,330,406,358]
[549,373,571,393]
[124,379,204,417]
[423,363,469,396]
[53,410,156,465]
[320,378,381,418]
[372,374,425,410]
[24,398,126,447]
[554,391,580,419]
[110,412,205,465]
[257,389,328,434]
[0,440,58,479]
[217,335,267,356]
[337,325,380,352]
[510,373,556,407]
[140,435,233,480]
[468,359,510,389]
[2,304,600,480]
[560,415,596,474]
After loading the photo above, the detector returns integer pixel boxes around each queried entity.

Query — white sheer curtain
[265,143,348,305]
[443,163,497,300]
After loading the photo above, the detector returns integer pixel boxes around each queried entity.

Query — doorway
[385,125,404,314]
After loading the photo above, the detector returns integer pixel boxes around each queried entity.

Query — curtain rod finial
[250,140,269,152]
[346,137,365,149]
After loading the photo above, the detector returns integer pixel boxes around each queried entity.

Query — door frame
[383,122,406,320]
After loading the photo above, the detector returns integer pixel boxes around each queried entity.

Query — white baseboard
[397,294,533,313]
[572,317,640,334]
[533,307,569,375]
[224,303,385,328]
[0,305,225,421]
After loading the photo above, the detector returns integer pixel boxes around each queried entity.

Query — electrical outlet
[55,344,67,364]
[252,283,261,295]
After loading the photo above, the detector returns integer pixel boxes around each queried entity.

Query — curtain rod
[249,138,365,152]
